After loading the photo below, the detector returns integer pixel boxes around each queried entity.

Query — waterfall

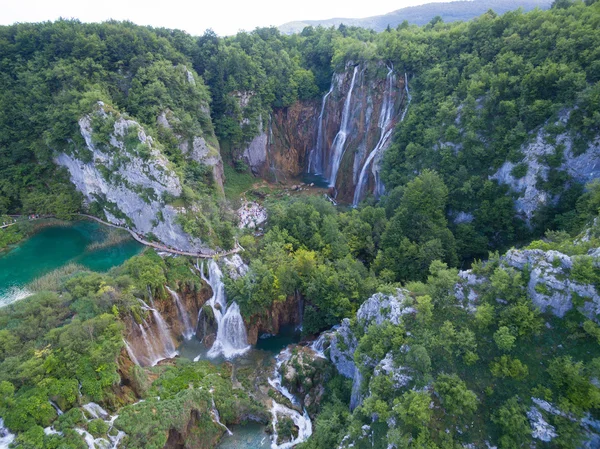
[166,286,195,340]
[0,418,15,449]
[196,260,250,360]
[352,65,396,207]
[77,402,124,449]
[308,80,335,175]
[210,389,233,435]
[123,339,141,366]
[327,66,359,188]
[373,72,411,198]
[49,400,63,416]
[268,347,313,449]
[137,299,178,366]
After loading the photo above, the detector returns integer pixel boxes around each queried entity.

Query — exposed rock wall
[57,103,211,252]
[492,111,600,222]
[246,295,302,345]
[241,61,407,202]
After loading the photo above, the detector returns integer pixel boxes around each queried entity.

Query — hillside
[279,0,552,34]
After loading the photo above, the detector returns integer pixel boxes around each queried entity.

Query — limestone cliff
[240,61,408,202]
[491,111,600,222]
[246,295,302,345]
[56,103,216,252]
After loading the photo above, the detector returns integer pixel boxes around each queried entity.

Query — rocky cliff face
[241,61,408,202]
[246,294,302,345]
[57,103,214,252]
[157,109,225,193]
[492,110,600,222]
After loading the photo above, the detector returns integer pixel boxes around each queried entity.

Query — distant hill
[278,0,553,34]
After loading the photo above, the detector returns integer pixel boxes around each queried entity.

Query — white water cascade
[352,65,396,207]
[373,72,411,198]
[135,299,178,365]
[268,347,313,449]
[308,79,335,174]
[0,418,15,449]
[165,286,195,340]
[210,389,233,436]
[327,66,359,189]
[195,260,250,360]
[76,403,125,449]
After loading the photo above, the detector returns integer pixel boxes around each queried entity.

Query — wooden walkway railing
[2,213,241,258]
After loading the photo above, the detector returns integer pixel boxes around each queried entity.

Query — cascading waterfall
[308,80,335,175]
[165,286,195,340]
[0,418,15,449]
[268,347,313,449]
[76,403,125,449]
[195,260,250,360]
[373,72,411,198]
[327,66,359,188]
[210,389,233,436]
[352,65,396,207]
[49,400,63,416]
[137,299,178,365]
[123,339,141,366]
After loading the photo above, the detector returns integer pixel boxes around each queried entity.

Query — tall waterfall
[165,286,195,340]
[308,79,335,175]
[268,347,313,449]
[327,66,359,188]
[373,72,411,198]
[197,260,250,359]
[352,65,396,207]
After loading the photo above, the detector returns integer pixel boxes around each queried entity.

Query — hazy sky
[2,0,456,36]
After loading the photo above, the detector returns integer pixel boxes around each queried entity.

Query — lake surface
[0,221,142,306]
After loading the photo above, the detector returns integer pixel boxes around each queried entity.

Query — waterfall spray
[373,72,411,198]
[308,79,335,174]
[166,286,195,340]
[195,260,250,360]
[327,66,359,188]
[352,64,396,206]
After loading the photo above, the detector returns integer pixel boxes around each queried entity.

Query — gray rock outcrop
[56,103,210,252]
[491,111,600,222]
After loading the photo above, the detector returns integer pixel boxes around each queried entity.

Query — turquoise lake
[0,221,142,306]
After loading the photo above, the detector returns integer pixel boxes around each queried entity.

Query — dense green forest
[1,0,600,448]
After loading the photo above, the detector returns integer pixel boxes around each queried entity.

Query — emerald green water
[0,221,142,306]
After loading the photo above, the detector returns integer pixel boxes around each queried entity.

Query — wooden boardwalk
[2,213,241,258]
[77,214,242,258]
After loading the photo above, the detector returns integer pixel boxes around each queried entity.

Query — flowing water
[373,72,411,198]
[0,418,15,449]
[308,80,336,175]
[196,260,250,360]
[353,65,396,206]
[166,286,195,340]
[327,66,359,188]
[0,221,141,307]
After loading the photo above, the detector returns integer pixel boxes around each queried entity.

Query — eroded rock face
[157,109,225,193]
[239,61,408,202]
[57,104,210,252]
[503,248,599,319]
[328,289,414,410]
[491,111,600,222]
[279,346,331,416]
[246,295,302,345]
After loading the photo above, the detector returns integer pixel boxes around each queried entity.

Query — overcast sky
[2,0,456,36]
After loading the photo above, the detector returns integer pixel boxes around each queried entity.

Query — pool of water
[217,422,270,449]
[300,173,330,189]
[0,221,142,306]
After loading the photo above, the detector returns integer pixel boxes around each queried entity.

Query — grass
[223,165,257,208]
[28,263,87,292]
[86,227,132,251]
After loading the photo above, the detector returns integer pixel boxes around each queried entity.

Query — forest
[0,0,600,448]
